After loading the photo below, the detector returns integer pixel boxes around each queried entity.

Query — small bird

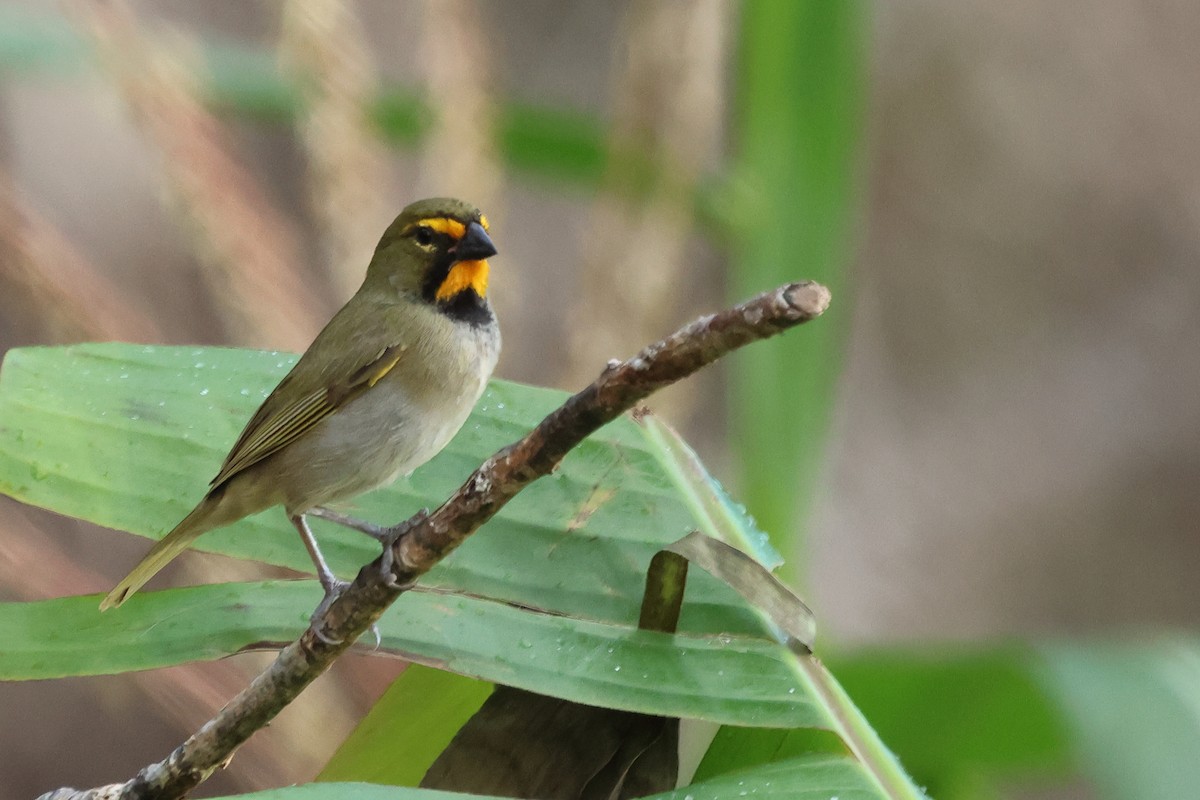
[101,197,501,612]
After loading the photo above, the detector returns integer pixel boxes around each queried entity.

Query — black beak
[453,221,497,261]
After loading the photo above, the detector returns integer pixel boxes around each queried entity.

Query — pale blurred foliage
[279,0,393,301]
[562,0,728,422]
[1,1,1199,798]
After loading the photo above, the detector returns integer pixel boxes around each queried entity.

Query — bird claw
[307,579,383,647]
[379,508,429,587]
[308,578,350,644]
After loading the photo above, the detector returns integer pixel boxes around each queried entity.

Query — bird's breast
[273,316,499,512]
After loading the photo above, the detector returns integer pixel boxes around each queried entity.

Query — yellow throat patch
[436,259,489,301]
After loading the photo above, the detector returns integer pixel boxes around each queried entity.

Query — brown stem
[38,281,830,800]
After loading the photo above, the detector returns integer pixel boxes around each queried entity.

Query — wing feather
[208,344,406,490]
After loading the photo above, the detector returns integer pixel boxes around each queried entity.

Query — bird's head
[369,197,497,320]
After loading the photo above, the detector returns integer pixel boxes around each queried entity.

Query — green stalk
[729,0,867,579]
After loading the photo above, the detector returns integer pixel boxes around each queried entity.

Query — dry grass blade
[0,172,161,342]
[564,0,729,407]
[279,0,393,301]
[413,0,503,211]
[70,0,328,349]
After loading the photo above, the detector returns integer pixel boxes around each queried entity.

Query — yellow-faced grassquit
[101,197,500,611]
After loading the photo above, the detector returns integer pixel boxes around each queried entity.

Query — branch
[39,281,830,800]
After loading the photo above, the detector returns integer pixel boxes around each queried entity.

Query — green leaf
[693,724,848,781]
[212,753,892,800]
[1034,637,1200,800]
[0,581,307,678]
[318,665,492,787]
[0,582,827,729]
[211,786,473,800]
[829,647,1073,796]
[0,343,930,796]
[829,641,1200,800]
[653,752,890,800]
[0,343,774,637]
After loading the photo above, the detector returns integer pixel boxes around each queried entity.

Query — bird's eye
[414,226,434,247]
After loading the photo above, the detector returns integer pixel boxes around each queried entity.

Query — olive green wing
[208,343,407,490]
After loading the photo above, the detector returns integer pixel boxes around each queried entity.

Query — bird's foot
[307,578,381,647]
[378,508,429,589]
[308,578,350,645]
[311,578,350,620]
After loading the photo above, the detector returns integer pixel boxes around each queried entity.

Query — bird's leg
[309,507,388,542]
[291,513,354,644]
[291,513,346,597]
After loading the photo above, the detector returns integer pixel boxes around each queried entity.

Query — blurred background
[1,1,1198,798]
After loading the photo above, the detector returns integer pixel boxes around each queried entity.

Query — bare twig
[38,281,830,800]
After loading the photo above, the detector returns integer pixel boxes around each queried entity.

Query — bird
[101,197,501,613]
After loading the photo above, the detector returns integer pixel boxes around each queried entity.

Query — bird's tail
[99,496,221,611]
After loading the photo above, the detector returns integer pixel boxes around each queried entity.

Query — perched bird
[101,197,500,612]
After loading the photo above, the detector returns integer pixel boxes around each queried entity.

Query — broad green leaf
[829,647,1073,796]
[693,725,848,782]
[318,665,492,787]
[213,753,891,800]
[828,641,1200,800]
[212,786,470,800]
[0,582,828,729]
[0,343,775,638]
[642,752,890,800]
[0,581,309,677]
[1034,637,1200,800]
[0,345,926,793]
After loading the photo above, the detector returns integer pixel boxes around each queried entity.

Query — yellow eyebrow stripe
[415,217,466,239]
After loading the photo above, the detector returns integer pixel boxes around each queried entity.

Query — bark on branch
[38,281,830,800]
